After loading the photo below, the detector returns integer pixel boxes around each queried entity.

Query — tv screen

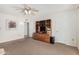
[40,26,46,32]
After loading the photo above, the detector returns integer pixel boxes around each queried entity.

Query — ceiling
[0,4,78,16]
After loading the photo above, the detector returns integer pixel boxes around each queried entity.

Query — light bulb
[28,10,31,14]
[25,10,28,14]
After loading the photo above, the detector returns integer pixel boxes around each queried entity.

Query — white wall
[0,13,25,43]
[34,9,78,47]
[46,9,78,47]
[28,16,37,37]
[0,13,37,43]
[77,9,79,49]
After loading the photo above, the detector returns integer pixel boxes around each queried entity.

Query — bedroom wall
[0,12,37,43]
[35,8,78,47]
[77,9,79,49]
[50,9,78,47]
[0,13,25,43]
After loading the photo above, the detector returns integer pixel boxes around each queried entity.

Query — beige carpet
[0,38,79,55]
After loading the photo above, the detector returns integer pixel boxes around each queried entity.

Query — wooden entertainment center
[33,33,50,43]
[33,19,52,43]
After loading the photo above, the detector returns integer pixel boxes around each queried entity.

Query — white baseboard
[55,41,77,47]
[0,36,24,43]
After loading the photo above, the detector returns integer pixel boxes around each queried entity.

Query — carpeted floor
[0,38,79,55]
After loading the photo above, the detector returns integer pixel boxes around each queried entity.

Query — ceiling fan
[15,4,39,15]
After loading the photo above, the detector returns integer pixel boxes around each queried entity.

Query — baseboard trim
[0,37,24,44]
[55,41,77,48]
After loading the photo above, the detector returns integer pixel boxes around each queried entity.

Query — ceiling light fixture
[15,4,39,15]
[24,9,31,15]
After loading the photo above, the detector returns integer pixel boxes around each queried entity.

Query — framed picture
[5,19,16,30]
[8,21,16,28]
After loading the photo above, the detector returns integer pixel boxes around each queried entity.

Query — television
[40,26,46,33]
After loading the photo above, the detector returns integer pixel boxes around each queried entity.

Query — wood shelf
[33,19,52,43]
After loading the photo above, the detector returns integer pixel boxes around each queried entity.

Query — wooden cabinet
[33,19,52,43]
[33,33,50,43]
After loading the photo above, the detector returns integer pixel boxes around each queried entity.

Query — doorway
[27,22,29,37]
[24,20,29,38]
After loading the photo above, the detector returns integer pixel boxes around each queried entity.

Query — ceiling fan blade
[18,11,26,15]
[31,8,39,12]
[31,11,38,15]
[32,9,39,12]
[16,8,23,10]
[13,6,24,10]
[14,4,39,15]
[16,9,25,14]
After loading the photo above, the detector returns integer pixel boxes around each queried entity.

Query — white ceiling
[0,4,78,16]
